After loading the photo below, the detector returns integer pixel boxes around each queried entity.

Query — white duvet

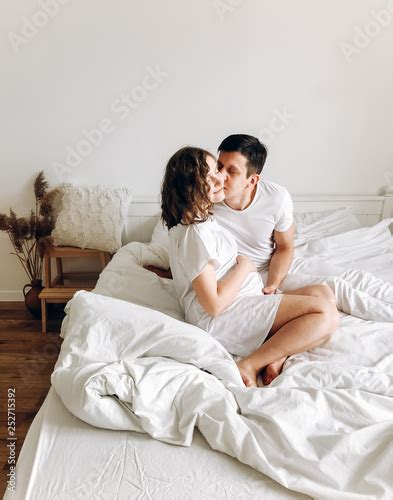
[52,220,393,499]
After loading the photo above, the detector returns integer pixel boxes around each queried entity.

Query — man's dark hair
[218,134,267,176]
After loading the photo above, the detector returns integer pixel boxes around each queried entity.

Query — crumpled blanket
[52,233,393,498]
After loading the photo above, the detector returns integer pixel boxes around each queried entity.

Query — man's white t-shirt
[213,179,294,272]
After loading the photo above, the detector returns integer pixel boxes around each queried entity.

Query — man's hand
[265,224,295,293]
[263,283,280,295]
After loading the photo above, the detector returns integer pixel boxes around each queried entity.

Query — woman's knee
[322,284,336,305]
[329,305,340,331]
[307,296,333,316]
[306,296,340,336]
[319,301,340,333]
[312,284,336,304]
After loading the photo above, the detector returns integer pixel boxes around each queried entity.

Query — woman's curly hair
[161,146,215,229]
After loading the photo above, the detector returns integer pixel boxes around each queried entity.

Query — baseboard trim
[0,290,24,301]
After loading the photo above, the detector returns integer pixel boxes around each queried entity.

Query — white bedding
[6,388,301,499]
[50,220,393,499]
[6,219,393,500]
[51,304,392,498]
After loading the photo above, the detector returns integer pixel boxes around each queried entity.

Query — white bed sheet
[4,387,306,500]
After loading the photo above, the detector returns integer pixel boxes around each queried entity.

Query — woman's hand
[236,255,257,273]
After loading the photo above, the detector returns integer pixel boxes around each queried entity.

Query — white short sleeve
[178,225,219,282]
[275,189,294,232]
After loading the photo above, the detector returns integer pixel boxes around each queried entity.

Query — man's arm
[263,223,295,294]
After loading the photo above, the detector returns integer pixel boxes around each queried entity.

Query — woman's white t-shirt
[168,217,263,328]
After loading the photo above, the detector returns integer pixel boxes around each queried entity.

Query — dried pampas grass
[0,171,56,282]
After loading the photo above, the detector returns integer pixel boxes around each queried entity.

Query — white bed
[8,388,304,500]
[4,191,393,500]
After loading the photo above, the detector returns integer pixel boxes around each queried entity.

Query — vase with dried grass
[0,172,57,318]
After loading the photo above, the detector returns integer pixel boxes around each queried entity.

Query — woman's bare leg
[237,295,340,387]
[261,330,333,385]
[261,358,288,386]
[284,283,336,305]
[261,285,338,384]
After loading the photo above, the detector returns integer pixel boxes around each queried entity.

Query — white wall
[1,0,393,299]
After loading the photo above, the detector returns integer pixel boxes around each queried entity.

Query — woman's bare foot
[261,356,288,386]
[236,359,258,388]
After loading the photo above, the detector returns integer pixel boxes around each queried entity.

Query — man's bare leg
[236,295,340,387]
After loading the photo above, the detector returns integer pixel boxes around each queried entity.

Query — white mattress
[6,219,393,500]
[5,387,306,500]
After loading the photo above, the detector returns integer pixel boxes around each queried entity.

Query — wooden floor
[0,302,64,497]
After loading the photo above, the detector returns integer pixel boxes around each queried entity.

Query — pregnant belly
[186,272,264,329]
[238,271,263,298]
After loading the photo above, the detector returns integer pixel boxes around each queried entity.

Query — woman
[161,146,340,387]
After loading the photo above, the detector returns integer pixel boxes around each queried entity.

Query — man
[213,134,339,306]
[214,134,295,295]
[212,134,343,384]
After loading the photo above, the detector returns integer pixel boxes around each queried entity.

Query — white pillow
[294,207,362,246]
[151,208,362,250]
[301,217,393,255]
[52,183,132,253]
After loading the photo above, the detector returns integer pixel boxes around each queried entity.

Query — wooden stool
[44,246,111,287]
[39,287,93,334]
[39,246,111,333]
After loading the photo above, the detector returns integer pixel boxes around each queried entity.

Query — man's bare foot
[236,359,258,388]
[261,356,288,386]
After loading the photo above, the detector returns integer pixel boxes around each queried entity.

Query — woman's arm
[192,256,256,317]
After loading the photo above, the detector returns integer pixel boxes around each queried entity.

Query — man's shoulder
[258,179,290,202]
[259,178,288,194]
